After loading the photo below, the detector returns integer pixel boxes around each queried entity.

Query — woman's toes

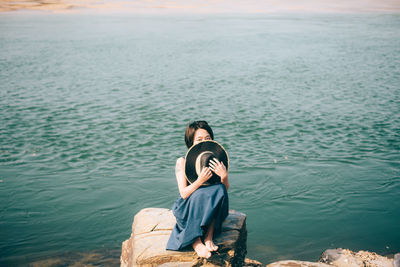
[205,240,218,252]
[193,242,212,258]
[205,250,212,258]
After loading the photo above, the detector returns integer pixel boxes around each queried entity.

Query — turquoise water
[0,12,399,265]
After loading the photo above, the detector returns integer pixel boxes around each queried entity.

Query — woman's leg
[204,219,219,251]
[192,237,211,258]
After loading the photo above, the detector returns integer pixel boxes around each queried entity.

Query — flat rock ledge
[121,208,261,267]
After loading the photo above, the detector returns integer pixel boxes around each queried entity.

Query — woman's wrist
[221,175,229,190]
[193,178,204,188]
[221,174,228,181]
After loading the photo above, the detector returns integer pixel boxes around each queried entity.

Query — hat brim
[185,140,229,185]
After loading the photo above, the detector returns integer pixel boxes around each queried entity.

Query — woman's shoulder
[176,157,185,165]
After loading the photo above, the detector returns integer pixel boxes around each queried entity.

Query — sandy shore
[1,0,399,13]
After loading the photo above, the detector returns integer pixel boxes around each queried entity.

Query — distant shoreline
[1,0,400,14]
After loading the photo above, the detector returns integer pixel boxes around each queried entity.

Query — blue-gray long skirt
[166,183,229,250]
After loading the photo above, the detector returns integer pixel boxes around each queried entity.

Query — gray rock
[120,208,248,267]
[394,253,400,267]
[320,248,394,267]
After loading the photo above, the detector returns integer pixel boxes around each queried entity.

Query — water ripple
[1,13,399,266]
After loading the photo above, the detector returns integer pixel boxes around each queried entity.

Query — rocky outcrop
[320,248,394,267]
[121,208,254,267]
[121,209,397,267]
[265,249,397,267]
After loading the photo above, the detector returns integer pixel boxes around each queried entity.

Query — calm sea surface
[0,12,399,266]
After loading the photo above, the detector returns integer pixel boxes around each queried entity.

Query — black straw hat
[185,140,229,185]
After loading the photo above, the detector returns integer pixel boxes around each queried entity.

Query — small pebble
[0,180,3,183]
[274,159,277,163]
[284,156,288,160]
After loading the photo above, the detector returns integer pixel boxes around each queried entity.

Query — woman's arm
[175,157,213,199]
[220,174,229,190]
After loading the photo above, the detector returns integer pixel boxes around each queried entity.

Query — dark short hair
[184,120,214,148]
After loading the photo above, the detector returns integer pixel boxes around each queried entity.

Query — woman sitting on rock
[166,120,229,258]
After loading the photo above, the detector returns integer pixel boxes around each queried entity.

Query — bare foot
[204,239,219,252]
[192,238,212,258]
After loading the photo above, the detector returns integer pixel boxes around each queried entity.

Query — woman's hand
[209,159,227,180]
[197,167,213,184]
